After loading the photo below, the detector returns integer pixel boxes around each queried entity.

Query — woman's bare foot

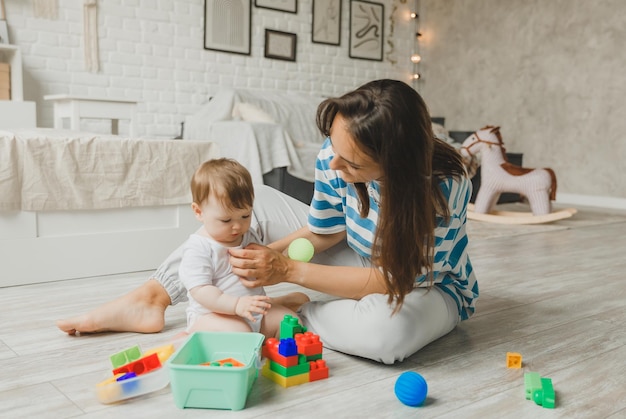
[56,279,171,335]
[272,292,310,313]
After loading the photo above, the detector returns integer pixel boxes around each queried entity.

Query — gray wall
[419,0,626,201]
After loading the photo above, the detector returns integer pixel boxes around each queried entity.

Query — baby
[179,158,302,338]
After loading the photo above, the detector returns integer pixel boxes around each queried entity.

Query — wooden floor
[1,204,625,418]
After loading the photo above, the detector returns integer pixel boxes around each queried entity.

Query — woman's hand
[229,243,295,288]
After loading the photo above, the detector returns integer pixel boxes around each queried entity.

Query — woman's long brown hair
[316,79,466,310]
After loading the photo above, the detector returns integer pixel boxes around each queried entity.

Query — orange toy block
[295,332,323,357]
[262,337,298,367]
[112,352,162,376]
[506,352,522,369]
[309,359,329,382]
[201,357,245,367]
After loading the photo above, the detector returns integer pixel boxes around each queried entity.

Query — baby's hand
[235,295,271,322]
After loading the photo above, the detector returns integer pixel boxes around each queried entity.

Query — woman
[57,79,478,364]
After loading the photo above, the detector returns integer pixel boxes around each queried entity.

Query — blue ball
[394,371,428,407]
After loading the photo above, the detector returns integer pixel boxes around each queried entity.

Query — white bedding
[183,88,325,184]
[0,129,219,211]
[0,128,219,287]
[197,121,304,185]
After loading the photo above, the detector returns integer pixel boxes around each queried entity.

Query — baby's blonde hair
[191,158,254,210]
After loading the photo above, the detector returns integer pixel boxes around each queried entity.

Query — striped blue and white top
[308,138,478,320]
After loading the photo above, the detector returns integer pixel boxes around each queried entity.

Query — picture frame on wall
[264,29,297,62]
[312,0,341,45]
[349,0,384,61]
[204,0,252,55]
[255,0,297,14]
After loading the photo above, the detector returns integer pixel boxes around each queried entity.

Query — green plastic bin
[167,332,264,410]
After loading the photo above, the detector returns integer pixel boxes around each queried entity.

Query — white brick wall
[4,0,415,138]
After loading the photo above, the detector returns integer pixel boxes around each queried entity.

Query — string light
[410,0,421,88]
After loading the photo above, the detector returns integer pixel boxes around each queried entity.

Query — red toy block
[309,359,329,382]
[112,352,161,376]
[295,332,323,357]
[262,338,298,367]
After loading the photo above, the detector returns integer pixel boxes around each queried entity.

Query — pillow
[232,102,276,124]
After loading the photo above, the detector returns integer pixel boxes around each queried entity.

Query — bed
[0,129,219,287]
[182,88,326,203]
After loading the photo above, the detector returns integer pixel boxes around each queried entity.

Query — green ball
[288,238,314,262]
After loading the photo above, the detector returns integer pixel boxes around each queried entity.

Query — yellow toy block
[506,352,522,369]
[144,344,175,363]
[95,373,125,402]
[262,362,309,387]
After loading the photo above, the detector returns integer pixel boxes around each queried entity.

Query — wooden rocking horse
[460,126,576,224]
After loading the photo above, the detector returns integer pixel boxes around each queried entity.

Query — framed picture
[255,0,297,14]
[349,0,384,61]
[0,21,9,45]
[264,29,297,62]
[312,0,341,45]
[204,0,251,55]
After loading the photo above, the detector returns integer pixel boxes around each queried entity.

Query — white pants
[154,185,460,364]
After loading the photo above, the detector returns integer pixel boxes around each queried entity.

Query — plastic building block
[533,377,556,409]
[506,352,522,369]
[263,320,330,388]
[280,314,306,339]
[524,372,542,400]
[295,332,323,357]
[143,343,175,363]
[201,357,245,367]
[95,367,170,404]
[309,359,329,382]
[278,338,298,357]
[96,373,125,387]
[112,352,162,376]
[96,374,124,402]
[263,338,298,367]
[110,345,141,369]
[269,357,310,377]
[116,372,137,381]
[116,372,139,393]
[262,362,310,387]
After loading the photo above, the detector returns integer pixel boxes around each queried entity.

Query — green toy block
[110,345,142,369]
[269,356,310,377]
[524,372,541,400]
[306,353,323,362]
[280,314,306,339]
[533,377,556,409]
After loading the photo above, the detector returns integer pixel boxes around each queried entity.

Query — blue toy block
[278,338,298,357]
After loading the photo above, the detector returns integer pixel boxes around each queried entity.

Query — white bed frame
[1,205,197,287]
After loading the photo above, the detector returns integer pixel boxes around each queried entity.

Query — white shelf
[0,44,24,101]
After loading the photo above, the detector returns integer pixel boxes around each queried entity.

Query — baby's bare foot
[56,279,170,335]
